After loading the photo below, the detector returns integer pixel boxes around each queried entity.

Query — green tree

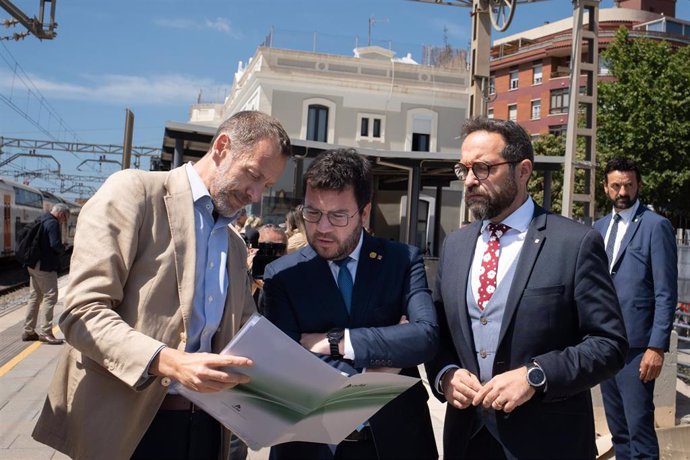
[597,28,690,220]
[529,134,565,214]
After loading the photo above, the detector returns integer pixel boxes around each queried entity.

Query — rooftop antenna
[368,15,388,46]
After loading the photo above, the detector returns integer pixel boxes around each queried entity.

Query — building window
[487,108,494,119]
[549,125,568,136]
[531,99,541,120]
[509,69,519,90]
[307,105,329,142]
[301,98,336,143]
[550,88,569,114]
[489,75,496,95]
[357,114,385,142]
[533,63,543,85]
[508,104,517,122]
[406,108,437,152]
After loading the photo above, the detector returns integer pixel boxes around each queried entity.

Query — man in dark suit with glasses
[260,148,439,459]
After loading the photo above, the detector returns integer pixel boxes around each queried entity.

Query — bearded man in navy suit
[594,157,678,460]
[426,117,628,459]
[261,148,438,459]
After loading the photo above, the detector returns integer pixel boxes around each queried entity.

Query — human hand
[640,347,664,383]
[399,315,409,324]
[442,368,483,409]
[151,347,253,393]
[473,366,535,413]
[300,332,331,355]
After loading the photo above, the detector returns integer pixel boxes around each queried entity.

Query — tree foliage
[597,28,690,219]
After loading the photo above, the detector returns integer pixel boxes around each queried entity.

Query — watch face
[528,367,546,386]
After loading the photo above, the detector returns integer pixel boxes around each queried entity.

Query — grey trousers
[24,264,58,335]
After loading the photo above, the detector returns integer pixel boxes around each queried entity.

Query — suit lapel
[302,245,350,319]
[350,233,383,322]
[163,167,197,332]
[612,205,646,268]
[499,207,547,345]
[448,222,482,371]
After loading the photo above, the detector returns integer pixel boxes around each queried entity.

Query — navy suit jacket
[426,205,628,460]
[594,204,677,350]
[261,232,439,459]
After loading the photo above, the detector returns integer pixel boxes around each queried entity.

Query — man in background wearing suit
[594,157,678,459]
[261,148,438,459]
[426,117,628,459]
[32,111,292,460]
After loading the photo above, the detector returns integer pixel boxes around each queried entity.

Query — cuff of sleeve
[435,365,460,394]
[343,329,354,360]
[135,344,167,389]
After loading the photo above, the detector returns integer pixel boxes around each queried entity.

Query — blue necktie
[335,257,353,313]
[605,213,621,265]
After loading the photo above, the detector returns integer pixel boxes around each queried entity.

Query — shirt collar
[185,162,210,203]
[481,196,535,234]
[611,200,640,224]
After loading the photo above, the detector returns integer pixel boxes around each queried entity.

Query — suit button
[161,377,171,387]
[386,360,392,366]
[479,350,487,359]
[480,317,488,325]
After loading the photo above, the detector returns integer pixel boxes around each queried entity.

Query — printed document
[177,314,419,449]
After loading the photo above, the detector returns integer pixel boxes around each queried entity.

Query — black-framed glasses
[453,160,519,181]
[301,205,361,228]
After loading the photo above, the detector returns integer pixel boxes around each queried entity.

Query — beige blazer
[32,166,256,459]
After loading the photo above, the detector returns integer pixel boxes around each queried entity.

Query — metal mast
[561,0,600,223]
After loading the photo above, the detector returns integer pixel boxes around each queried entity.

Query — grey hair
[51,203,70,215]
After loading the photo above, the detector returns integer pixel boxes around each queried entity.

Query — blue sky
[1,0,689,197]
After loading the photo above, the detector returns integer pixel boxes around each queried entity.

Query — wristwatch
[526,362,547,392]
[326,328,344,359]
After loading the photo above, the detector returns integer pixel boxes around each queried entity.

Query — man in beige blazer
[32,111,292,460]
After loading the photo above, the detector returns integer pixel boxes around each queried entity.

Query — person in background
[248,224,288,306]
[244,214,263,248]
[234,207,248,235]
[21,203,71,345]
[32,111,292,460]
[426,117,628,459]
[285,207,308,253]
[261,148,438,459]
[594,157,678,460]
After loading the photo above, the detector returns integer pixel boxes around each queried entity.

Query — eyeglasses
[453,160,519,181]
[301,206,360,228]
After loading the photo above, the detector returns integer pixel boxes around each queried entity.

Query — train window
[14,188,43,209]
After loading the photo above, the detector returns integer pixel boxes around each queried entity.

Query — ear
[518,159,533,182]
[212,133,231,162]
[360,203,372,226]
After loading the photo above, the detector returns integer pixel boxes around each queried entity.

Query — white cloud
[154,16,240,37]
[0,70,228,106]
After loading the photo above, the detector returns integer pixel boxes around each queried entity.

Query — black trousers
[131,409,221,460]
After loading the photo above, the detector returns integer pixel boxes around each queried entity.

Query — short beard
[310,221,363,261]
[466,173,518,221]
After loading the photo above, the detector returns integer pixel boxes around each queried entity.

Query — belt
[159,394,201,412]
[343,426,373,442]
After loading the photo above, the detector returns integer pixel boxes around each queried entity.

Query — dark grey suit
[426,205,628,459]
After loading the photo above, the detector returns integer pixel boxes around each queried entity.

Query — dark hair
[286,207,305,233]
[302,148,372,210]
[213,110,292,158]
[604,157,641,183]
[461,117,534,163]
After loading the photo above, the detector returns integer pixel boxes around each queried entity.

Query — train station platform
[1,275,689,459]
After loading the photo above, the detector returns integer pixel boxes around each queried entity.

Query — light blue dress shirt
[185,163,232,353]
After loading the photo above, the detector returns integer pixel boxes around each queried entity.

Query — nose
[315,214,334,232]
[464,168,480,188]
[618,185,630,196]
[247,183,264,203]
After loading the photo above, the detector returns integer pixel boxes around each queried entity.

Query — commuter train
[0,177,81,261]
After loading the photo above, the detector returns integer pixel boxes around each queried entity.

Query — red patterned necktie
[477,223,510,311]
